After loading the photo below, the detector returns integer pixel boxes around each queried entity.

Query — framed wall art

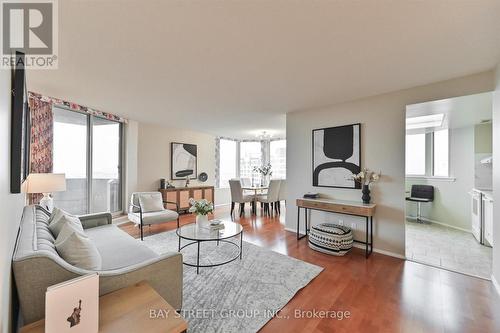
[171,142,198,180]
[312,123,361,189]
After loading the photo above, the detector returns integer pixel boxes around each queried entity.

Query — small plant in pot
[351,168,381,204]
[188,198,214,227]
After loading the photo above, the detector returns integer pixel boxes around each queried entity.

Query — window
[216,138,286,188]
[433,129,449,177]
[52,107,123,214]
[240,141,262,186]
[405,133,426,176]
[405,129,449,178]
[218,139,237,188]
[52,108,88,215]
[270,140,286,179]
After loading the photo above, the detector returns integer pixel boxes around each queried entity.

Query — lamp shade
[21,173,66,194]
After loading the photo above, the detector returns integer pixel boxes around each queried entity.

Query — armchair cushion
[128,210,179,226]
[138,192,165,213]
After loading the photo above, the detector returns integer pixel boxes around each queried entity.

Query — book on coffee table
[45,273,99,333]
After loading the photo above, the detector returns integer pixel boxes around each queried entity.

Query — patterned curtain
[28,95,53,204]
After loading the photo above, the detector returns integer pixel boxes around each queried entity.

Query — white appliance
[483,192,494,247]
[470,189,483,244]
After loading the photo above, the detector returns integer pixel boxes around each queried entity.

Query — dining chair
[229,179,255,217]
[276,179,286,215]
[256,179,281,216]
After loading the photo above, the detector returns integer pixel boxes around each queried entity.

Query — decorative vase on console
[189,198,214,228]
[351,168,381,204]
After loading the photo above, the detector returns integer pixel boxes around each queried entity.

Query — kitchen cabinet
[483,195,494,247]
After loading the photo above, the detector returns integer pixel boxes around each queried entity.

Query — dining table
[241,186,268,214]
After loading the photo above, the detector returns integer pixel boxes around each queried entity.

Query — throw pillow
[55,220,86,244]
[47,207,67,225]
[55,229,102,270]
[138,193,164,213]
[49,213,84,238]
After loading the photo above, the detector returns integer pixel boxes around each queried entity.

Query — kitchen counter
[475,188,493,200]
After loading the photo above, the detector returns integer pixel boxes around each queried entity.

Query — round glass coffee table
[176,221,243,274]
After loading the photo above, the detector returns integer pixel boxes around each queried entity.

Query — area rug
[143,229,323,333]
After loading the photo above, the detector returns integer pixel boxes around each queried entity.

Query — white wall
[492,63,500,286]
[286,71,495,257]
[405,126,475,231]
[0,70,27,332]
[134,123,228,205]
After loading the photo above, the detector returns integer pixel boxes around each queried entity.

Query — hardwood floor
[119,205,500,333]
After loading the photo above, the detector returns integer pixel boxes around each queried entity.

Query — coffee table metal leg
[240,232,243,260]
[197,241,200,274]
[178,236,181,252]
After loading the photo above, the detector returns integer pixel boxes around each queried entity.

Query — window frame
[405,129,452,180]
[216,137,286,189]
[52,105,124,215]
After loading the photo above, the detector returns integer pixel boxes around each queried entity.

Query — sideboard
[159,186,215,213]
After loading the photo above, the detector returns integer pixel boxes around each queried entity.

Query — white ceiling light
[257,131,273,140]
[406,114,444,130]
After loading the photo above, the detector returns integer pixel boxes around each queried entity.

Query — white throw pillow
[47,207,67,225]
[55,228,102,270]
[49,213,84,238]
[138,193,164,213]
[55,219,86,244]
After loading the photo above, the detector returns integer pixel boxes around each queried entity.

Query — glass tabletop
[176,221,243,241]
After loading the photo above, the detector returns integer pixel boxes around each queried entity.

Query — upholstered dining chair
[256,179,281,216]
[229,179,255,217]
[275,179,287,215]
[128,192,179,240]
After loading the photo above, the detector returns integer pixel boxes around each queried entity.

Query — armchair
[128,192,180,240]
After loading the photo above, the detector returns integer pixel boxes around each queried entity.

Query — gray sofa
[13,205,183,324]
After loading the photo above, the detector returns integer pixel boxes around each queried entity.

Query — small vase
[196,214,209,228]
[362,184,371,204]
[261,175,269,187]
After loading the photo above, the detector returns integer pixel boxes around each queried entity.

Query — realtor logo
[1,0,58,68]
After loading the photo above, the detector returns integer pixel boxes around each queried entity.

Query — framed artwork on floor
[312,123,361,189]
[171,142,198,180]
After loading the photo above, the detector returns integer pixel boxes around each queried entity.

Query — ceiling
[406,92,492,134]
[27,0,500,139]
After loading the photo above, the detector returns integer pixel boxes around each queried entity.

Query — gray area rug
[144,229,323,333]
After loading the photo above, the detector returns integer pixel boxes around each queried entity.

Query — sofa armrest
[98,252,183,310]
[78,212,112,229]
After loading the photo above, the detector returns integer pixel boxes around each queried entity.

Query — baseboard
[283,227,405,260]
[492,274,500,296]
[112,215,130,225]
[405,215,472,233]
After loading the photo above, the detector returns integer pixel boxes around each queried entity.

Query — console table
[296,198,376,258]
[159,186,214,213]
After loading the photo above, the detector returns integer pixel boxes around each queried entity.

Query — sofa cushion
[138,193,165,213]
[55,227,102,270]
[49,212,83,238]
[84,224,157,270]
[56,218,86,243]
[128,210,179,226]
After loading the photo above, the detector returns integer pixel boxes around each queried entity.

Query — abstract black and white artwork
[171,142,198,180]
[312,124,361,188]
